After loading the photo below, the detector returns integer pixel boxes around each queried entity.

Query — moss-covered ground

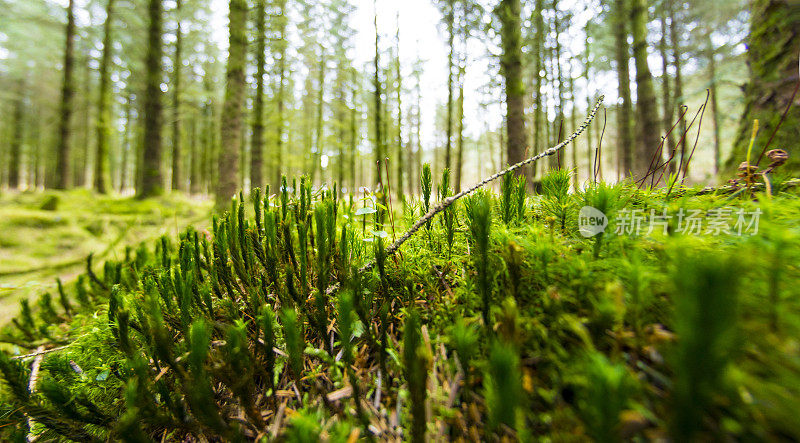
[1,172,799,441]
[0,190,212,324]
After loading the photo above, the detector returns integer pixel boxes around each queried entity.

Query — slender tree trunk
[613,0,633,177]
[496,0,527,176]
[394,15,405,200]
[170,0,183,191]
[585,34,594,180]
[251,0,267,191]
[444,0,455,173]
[373,1,384,186]
[729,0,800,173]
[8,83,24,190]
[215,0,248,209]
[189,106,200,193]
[119,93,133,193]
[707,37,721,175]
[454,67,465,191]
[273,0,288,191]
[549,2,564,170]
[658,5,675,176]
[667,0,687,175]
[138,0,166,197]
[350,70,358,192]
[414,68,423,194]
[94,0,115,194]
[55,0,77,189]
[313,50,325,185]
[532,0,544,181]
[630,0,662,180]
[569,67,578,188]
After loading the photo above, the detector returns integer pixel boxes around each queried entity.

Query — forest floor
[0,190,212,324]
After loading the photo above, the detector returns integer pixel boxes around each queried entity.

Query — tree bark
[496,0,527,176]
[94,0,116,194]
[532,0,544,180]
[729,0,800,173]
[455,68,465,190]
[119,93,133,193]
[395,15,405,200]
[613,0,633,178]
[668,0,686,175]
[55,0,77,190]
[658,4,675,176]
[8,82,24,190]
[138,0,166,198]
[170,0,183,192]
[272,0,288,192]
[630,0,661,180]
[215,0,248,209]
[373,1,384,186]
[707,37,721,175]
[251,0,267,191]
[445,0,455,173]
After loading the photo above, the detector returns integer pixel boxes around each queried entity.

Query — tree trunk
[313,50,325,185]
[532,0,544,181]
[394,15,405,201]
[445,0,455,173]
[350,70,358,192]
[455,69,465,190]
[668,0,686,176]
[251,0,267,191]
[94,0,115,194]
[569,67,578,188]
[585,33,594,180]
[119,93,133,193]
[613,0,633,178]
[273,0,288,192]
[658,4,675,176]
[729,0,799,173]
[373,1,384,186]
[215,0,248,209]
[496,0,527,176]
[549,1,564,170]
[138,0,166,198]
[8,83,24,190]
[630,0,661,180]
[170,0,183,192]
[707,37,721,175]
[55,0,77,190]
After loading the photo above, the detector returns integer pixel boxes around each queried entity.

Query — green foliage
[403,310,428,443]
[439,168,456,255]
[485,341,522,433]
[581,182,620,258]
[540,168,573,231]
[501,173,527,225]
[669,250,742,441]
[0,182,799,441]
[466,190,493,326]
[575,352,635,443]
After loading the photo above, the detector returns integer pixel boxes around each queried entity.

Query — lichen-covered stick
[327,95,604,296]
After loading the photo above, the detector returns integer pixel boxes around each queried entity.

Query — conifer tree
[215,0,248,209]
[54,0,77,190]
[94,0,116,194]
[495,0,527,177]
[630,0,662,179]
[139,0,166,198]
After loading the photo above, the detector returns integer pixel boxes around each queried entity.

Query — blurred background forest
[0,0,797,207]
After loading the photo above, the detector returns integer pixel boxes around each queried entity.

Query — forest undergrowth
[1,167,800,442]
